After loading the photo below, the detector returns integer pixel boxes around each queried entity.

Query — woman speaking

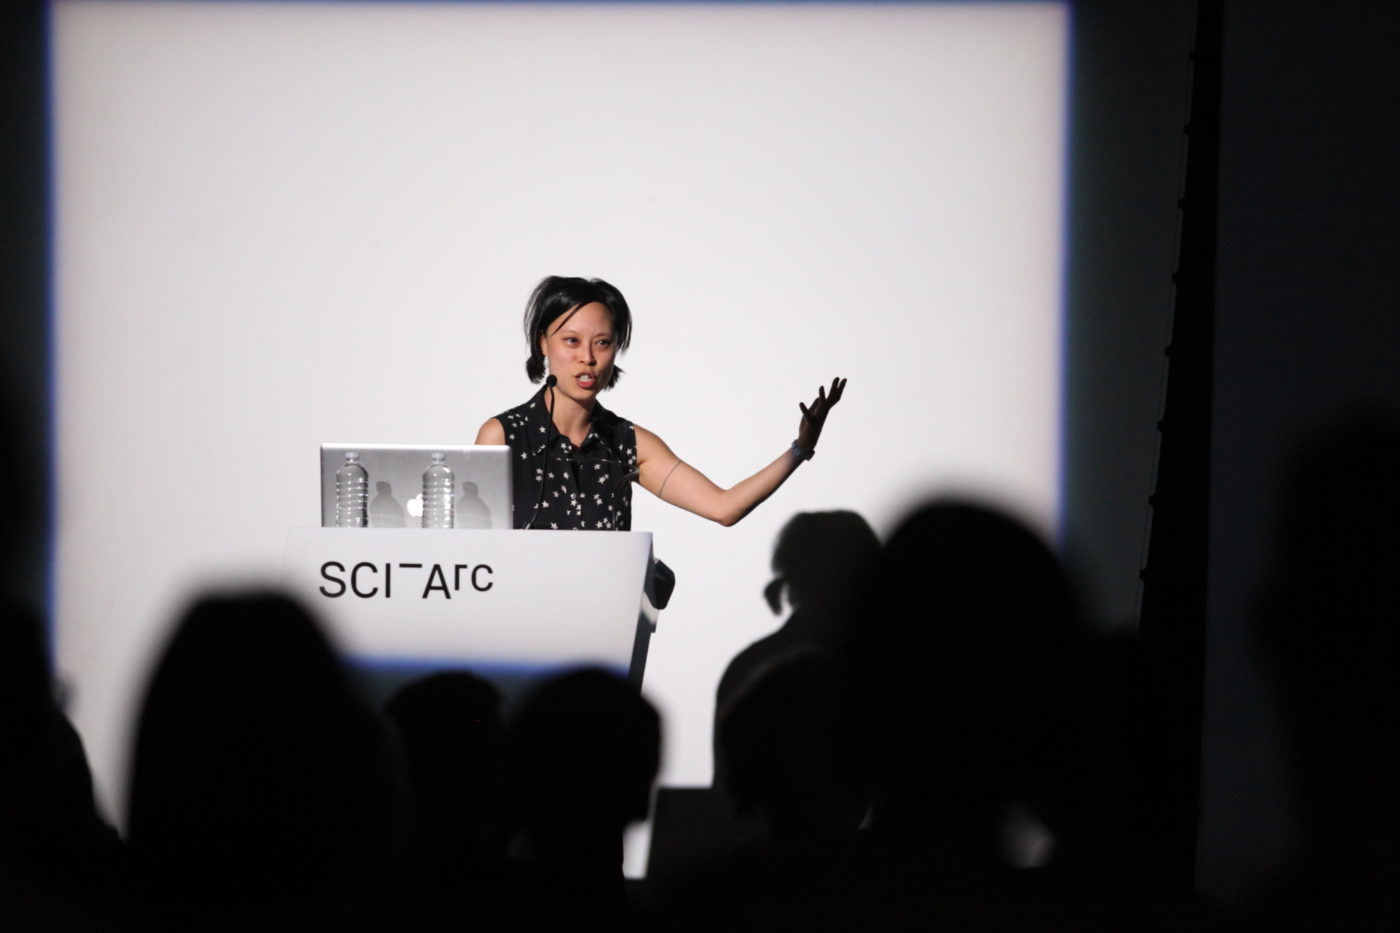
[475,276,845,532]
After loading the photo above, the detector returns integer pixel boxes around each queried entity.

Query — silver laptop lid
[320,443,512,529]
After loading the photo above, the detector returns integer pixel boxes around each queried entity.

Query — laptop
[320,443,513,529]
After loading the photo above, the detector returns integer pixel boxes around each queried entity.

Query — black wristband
[790,439,815,461]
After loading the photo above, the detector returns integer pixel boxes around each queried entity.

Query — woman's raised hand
[796,377,847,455]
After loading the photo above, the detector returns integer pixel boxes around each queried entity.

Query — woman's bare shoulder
[633,423,673,453]
[475,418,506,445]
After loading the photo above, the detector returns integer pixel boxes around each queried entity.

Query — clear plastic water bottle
[422,452,455,529]
[335,451,369,528]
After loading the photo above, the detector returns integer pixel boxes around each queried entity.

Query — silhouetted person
[639,512,876,893]
[505,667,660,933]
[839,500,1158,930]
[124,592,403,931]
[383,669,508,929]
[847,502,1081,861]
[1,599,125,930]
[714,510,878,761]
[1249,412,1400,931]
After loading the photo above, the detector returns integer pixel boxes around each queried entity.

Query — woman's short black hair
[523,276,633,388]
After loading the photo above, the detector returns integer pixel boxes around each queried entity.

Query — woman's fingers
[799,379,845,431]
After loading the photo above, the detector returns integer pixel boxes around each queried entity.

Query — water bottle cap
[431,452,446,462]
[345,451,359,460]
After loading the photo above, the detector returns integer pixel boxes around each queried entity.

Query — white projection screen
[52,1,1068,875]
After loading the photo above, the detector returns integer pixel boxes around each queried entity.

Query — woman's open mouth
[576,373,598,389]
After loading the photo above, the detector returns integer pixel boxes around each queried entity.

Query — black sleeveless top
[495,387,638,530]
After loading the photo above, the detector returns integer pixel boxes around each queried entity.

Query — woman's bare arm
[636,429,800,527]
[635,377,846,527]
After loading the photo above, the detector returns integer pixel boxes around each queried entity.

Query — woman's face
[540,301,617,403]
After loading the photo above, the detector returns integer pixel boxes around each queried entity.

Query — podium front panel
[285,528,653,674]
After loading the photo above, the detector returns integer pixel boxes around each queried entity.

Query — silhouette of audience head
[125,591,400,928]
[762,510,880,618]
[506,667,660,860]
[501,668,660,933]
[1,599,50,737]
[2,599,123,927]
[846,500,1082,859]
[384,669,506,865]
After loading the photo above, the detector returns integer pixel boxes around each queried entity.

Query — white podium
[284,528,660,688]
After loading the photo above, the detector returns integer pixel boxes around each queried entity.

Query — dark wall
[1,0,48,613]
[1199,0,1400,904]
[1062,0,1196,630]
